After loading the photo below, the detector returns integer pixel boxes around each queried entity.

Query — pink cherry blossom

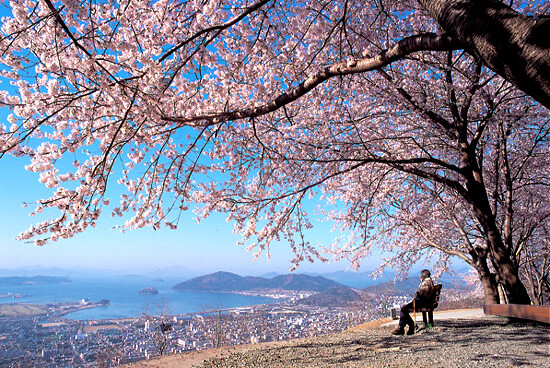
[0,0,548,304]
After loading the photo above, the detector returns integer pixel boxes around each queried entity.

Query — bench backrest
[432,283,443,308]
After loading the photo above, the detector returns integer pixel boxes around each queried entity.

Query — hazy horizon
[0,264,396,278]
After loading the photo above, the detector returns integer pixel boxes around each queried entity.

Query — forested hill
[363,278,421,296]
[296,286,365,307]
[0,276,71,286]
[172,271,344,292]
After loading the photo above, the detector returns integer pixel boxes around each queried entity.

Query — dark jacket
[414,276,435,306]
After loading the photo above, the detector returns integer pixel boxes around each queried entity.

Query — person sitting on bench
[391,269,435,336]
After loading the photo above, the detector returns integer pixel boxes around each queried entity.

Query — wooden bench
[415,283,443,328]
[483,303,550,324]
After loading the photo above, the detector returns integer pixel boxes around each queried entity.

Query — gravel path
[200,317,550,368]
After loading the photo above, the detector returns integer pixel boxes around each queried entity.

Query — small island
[138,287,159,295]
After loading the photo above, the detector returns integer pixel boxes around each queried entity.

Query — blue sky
[0,3,381,278]
[0,78,348,275]
[0,152,358,275]
[0,141,366,276]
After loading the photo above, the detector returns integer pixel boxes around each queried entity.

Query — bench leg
[422,311,428,328]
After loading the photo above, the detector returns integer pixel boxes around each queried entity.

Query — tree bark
[461,152,532,304]
[418,0,550,110]
[479,267,500,305]
[451,113,532,304]
[471,251,500,304]
[483,226,531,304]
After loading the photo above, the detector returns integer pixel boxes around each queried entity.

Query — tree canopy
[1,0,548,304]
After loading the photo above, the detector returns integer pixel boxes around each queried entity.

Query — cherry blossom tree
[361,107,550,304]
[1,0,548,304]
[520,228,550,305]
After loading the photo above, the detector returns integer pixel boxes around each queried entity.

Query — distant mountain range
[0,276,71,286]
[172,271,345,292]
[296,274,470,307]
[305,270,397,289]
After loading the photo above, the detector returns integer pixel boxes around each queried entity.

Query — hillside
[307,270,397,289]
[362,277,420,297]
[296,286,365,307]
[125,312,549,368]
[265,274,345,292]
[172,271,344,292]
[172,272,266,292]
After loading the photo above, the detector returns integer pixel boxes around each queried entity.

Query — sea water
[0,275,276,320]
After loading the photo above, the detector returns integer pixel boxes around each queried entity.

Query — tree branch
[162,32,461,126]
[158,0,273,63]
[43,0,91,57]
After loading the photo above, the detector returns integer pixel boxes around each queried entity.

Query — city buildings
[0,300,385,367]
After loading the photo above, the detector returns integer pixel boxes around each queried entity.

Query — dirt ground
[124,309,550,368]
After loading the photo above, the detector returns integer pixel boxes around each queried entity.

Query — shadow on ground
[202,317,550,368]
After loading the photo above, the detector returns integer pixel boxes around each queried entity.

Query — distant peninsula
[172,271,344,293]
[0,293,30,299]
[0,300,109,318]
[0,276,72,286]
[139,287,159,295]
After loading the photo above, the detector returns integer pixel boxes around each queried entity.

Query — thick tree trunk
[522,258,542,305]
[418,0,550,109]
[458,139,532,304]
[472,256,499,304]
[465,173,532,304]
[485,229,531,304]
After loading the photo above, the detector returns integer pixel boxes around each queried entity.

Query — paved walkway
[381,308,484,327]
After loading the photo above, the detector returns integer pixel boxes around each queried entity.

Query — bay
[0,275,277,320]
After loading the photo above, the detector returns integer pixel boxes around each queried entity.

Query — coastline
[0,300,108,318]
[1,277,293,321]
[171,288,312,301]
[0,293,30,299]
